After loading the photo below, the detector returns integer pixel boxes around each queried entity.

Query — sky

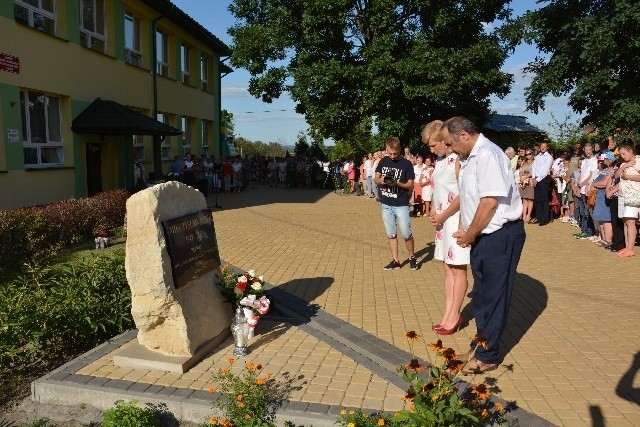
[172,0,582,145]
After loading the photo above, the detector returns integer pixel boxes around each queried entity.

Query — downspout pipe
[152,15,163,178]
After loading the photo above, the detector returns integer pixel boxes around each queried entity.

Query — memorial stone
[114,182,231,373]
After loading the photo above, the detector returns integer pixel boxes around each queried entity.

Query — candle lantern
[231,306,250,356]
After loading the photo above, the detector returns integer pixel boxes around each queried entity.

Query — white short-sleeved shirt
[578,156,598,194]
[459,134,523,235]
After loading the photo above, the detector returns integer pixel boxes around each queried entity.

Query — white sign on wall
[7,129,19,143]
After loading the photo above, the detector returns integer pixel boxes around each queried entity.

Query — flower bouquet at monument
[215,264,271,338]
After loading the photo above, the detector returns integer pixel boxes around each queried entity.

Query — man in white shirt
[530,141,554,225]
[442,116,525,375]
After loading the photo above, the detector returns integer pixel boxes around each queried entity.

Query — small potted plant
[94,226,110,249]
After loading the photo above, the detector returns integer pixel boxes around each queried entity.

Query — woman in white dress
[422,120,470,335]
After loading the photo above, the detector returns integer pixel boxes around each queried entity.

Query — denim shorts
[381,204,412,239]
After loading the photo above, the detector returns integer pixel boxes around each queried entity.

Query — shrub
[0,189,129,272]
[0,249,132,367]
[0,208,59,272]
[103,400,160,427]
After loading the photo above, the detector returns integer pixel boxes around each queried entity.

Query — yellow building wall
[0,169,76,208]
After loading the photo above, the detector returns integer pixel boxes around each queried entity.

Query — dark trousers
[609,196,625,249]
[470,220,526,363]
[534,176,551,223]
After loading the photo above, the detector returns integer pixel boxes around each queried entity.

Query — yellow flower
[471,383,491,400]
[340,409,346,415]
[404,330,420,341]
[349,410,355,415]
[378,418,385,425]
[347,423,355,427]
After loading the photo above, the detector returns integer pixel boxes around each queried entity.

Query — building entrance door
[86,143,103,196]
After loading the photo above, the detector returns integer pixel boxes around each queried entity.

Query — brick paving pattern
[32,187,640,426]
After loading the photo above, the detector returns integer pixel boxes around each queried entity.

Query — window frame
[79,0,106,53]
[200,54,209,91]
[14,0,57,36]
[155,29,169,77]
[157,112,172,160]
[20,89,64,168]
[181,116,192,153]
[181,43,191,85]
[124,10,143,67]
[201,120,210,150]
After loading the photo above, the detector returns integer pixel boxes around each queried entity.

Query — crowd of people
[506,137,640,258]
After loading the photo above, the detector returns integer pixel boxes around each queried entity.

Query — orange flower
[244,414,251,419]
[238,402,245,408]
[377,418,385,425]
[428,339,444,353]
[236,394,244,401]
[404,331,420,341]
[472,334,488,349]
[442,348,458,360]
[409,404,415,411]
[471,383,491,400]
[267,372,273,378]
[220,419,231,427]
[223,368,230,375]
[246,362,255,371]
[494,402,504,411]
[257,377,266,385]
[446,359,464,373]
[227,357,235,364]
[404,359,425,372]
[481,408,489,418]
[208,387,216,393]
[209,417,218,424]
[402,390,416,401]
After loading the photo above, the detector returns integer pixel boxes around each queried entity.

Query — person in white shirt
[574,143,598,238]
[442,116,525,375]
[530,141,554,225]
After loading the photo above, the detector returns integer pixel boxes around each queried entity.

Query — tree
[228,0,514,145]
[514,0,640,134]
[294,132,310,158]
[221,109,234,135]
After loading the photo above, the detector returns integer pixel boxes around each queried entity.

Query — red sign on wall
[0,54,20,74]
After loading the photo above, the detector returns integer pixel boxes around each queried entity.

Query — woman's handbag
[586,188,597,209]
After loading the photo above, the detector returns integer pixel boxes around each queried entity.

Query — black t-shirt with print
[375,156,415,206]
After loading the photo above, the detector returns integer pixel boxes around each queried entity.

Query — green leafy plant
[21,419,56,427]
[336,409,394,427]
[103,399,160,427]
[393,332,507,426]
[207,358,277,427]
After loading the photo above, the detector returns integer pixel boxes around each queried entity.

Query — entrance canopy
[71,98,182,137]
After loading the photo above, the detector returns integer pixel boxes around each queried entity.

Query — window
[201,120,210,150]
[157,113,172,159]
[155,30,169,76]
[79,0,105,53]
[124,11,142,66]
[20,90,63,166]
[127,106,145,156]
[181,116,192,153]
[14,0,56,35]
[200,54,208,91]
[181,43,191,85]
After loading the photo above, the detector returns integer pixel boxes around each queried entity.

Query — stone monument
[114,181,232,373]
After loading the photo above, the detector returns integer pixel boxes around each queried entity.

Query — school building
[0,0,231,209]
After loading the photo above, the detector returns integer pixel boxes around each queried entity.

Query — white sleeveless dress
[432,153,470,265]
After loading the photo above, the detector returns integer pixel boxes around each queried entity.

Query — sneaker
[384,260,401,270]
[578,233,591,240]
[409,257,418,270]
[572,232,584,238]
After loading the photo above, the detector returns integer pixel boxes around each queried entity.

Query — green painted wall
[1,83,25,171]
[71,99,90,197]
[0,1,13,19]
[113,1,125,61]
[66,0,80,45]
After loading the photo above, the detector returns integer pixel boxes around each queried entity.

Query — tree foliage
[234,136,287,157]
[513,0,640,133]
[228,0,514,145]
[294,132,310,158]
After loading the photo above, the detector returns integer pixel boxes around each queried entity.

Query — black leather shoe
[610,246,624,252]
[538,221,549,226]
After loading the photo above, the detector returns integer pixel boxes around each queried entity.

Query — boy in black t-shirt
[374,137,418,270]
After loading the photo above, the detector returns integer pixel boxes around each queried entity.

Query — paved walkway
[27,186,640,426]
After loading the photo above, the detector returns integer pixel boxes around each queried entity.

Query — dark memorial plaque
[162,209,221,289]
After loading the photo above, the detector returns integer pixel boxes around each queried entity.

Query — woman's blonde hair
[421,120,444,142]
